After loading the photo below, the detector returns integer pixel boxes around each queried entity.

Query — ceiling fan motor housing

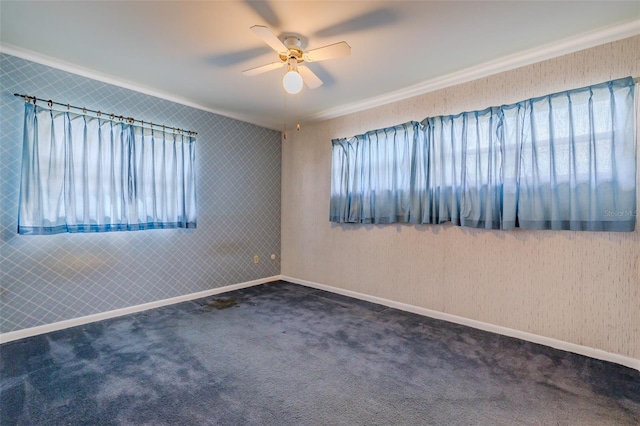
[280,37,303,63]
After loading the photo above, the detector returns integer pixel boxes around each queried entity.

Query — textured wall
[0,54,281,333]
[282,36,640,359]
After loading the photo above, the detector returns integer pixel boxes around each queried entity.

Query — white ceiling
[1,1,638,130]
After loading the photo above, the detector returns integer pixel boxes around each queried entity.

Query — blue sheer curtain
[18,102,197,234]
[419,107,507,228]
[517,78,636,231]
[330,76,636,231]
[330,122,421,224]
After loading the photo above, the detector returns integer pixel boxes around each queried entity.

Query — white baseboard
[0,276,280,344]
[3,274,638,372]
[281,275,640,372]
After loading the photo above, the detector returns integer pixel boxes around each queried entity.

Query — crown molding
[0,43,280,131]
[2,19,638,130]
[305,19,640,123]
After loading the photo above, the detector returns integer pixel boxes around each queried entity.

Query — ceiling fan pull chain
[283,92,287,140]
[296,91,301,131]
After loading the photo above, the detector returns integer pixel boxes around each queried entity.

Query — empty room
[1,1,638,425]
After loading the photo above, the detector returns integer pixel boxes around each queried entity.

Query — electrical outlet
[253,255,259,264]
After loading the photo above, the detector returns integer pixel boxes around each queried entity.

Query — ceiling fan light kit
[283,58,303,94]
[243,25,351,94]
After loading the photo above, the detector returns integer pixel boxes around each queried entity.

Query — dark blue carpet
[1,281,639,425]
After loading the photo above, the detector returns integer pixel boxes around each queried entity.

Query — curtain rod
[13,93,197,136]
[16,77,638,136]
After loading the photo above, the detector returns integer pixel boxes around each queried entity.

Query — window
[330,77,636,231]
[18,102,197,234]
[331,122,420,224]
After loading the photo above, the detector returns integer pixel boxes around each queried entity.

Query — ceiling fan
[242,25,351,94]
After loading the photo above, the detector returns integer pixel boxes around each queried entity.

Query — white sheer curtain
[18,102,197,234]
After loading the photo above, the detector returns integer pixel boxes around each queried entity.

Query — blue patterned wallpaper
[0,53,281,333]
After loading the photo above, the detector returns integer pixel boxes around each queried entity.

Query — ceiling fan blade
[250,25,288,55]
[242,61,285,76]
[244,1,281,28]
[207,46,272,67]
[313,8,397,38]
[303,42,351,62]
[298,65,323,89]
